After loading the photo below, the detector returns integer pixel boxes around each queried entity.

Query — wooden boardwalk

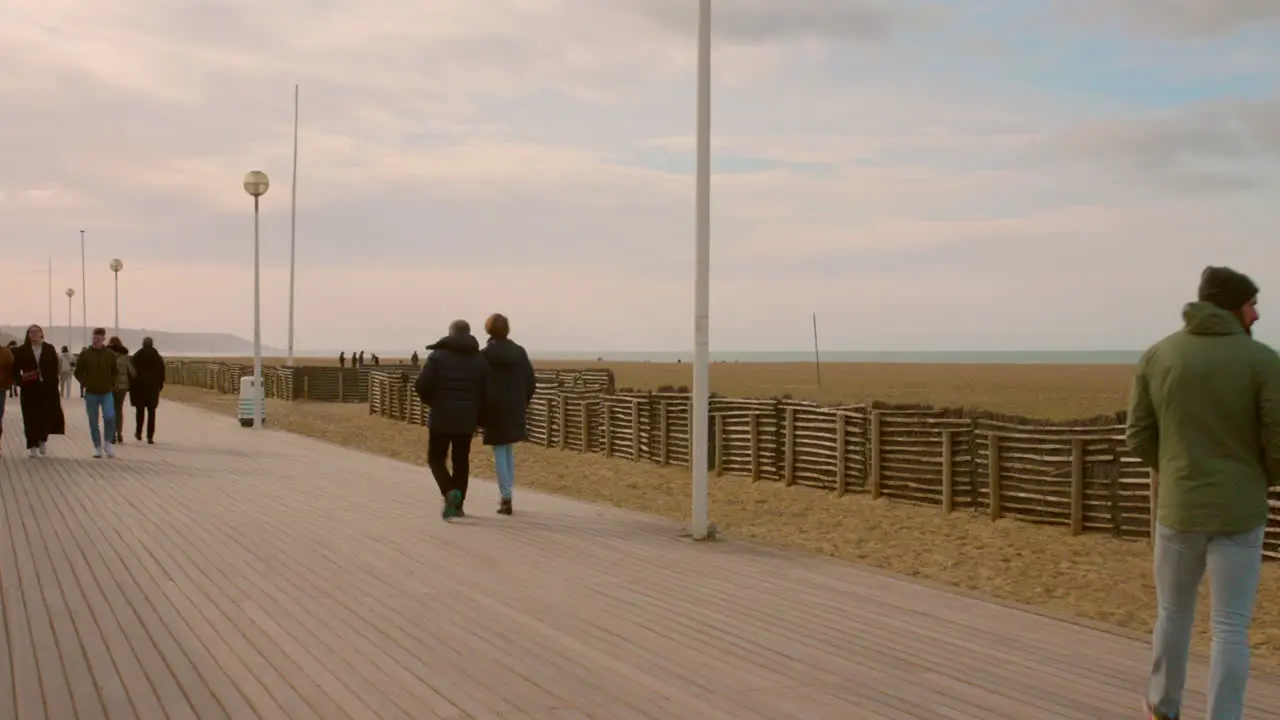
[2,399,1278,719]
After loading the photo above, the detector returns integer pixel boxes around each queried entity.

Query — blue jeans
[85,393,115,448]
[493,444,515,499]
[1149,523,1264,720]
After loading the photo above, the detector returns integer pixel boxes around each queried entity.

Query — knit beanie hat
[1198,266,1258,312]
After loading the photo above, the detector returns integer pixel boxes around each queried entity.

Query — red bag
[20,369,38,385]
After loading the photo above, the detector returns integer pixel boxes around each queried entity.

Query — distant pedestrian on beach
[338,351,346,368]
[0,340,13,454]
[75,328,120,459]
[107,336,132,444]
[415,319,488,519]
[358,350,365,367]
[1127,266,1280,720]
[480,313,535,515]
[130,336,165,443]
[410,350,420,367]
[59,345,74,398]
[12,325,65,458]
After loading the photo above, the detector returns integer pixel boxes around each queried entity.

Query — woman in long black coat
[479,314,536,515]
[129,336,166,443]
[11,325,65,457]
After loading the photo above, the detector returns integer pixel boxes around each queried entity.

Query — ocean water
[526,350,1142,365]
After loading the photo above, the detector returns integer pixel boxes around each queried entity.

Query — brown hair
[485,313,510,339]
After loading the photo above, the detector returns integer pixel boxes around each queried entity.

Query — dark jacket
[130,345,166,408]
[1127,301,1280,534]
[414,333,489,435]
[480,338,536,446]
[75,346,118,395]
[12,341,65,435]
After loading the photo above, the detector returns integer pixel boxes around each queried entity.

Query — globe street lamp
[65,288,75,349]
[243,170,270,429]
[109,258,124,338]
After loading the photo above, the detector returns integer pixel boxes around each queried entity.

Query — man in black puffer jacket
[415,319,489,519]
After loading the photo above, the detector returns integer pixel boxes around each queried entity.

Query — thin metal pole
[253,196,263,429]
[47,258,52,330]
[287,83,299,367]
[67,296,73,350]
[113,271,120,338]
[80,230,87,346]
[812,312,822,388]
[690,0,712,541]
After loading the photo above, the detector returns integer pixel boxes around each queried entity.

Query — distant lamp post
[65,288,75,349]
[109,258,124,338]
[243,170,270,429]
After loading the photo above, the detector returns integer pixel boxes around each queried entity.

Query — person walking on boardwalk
[1127,266,1280,720]
[415,319,489,519]
[480,313,536,515]
[130,336,165,443]
[0,340,13,454]
[107,336,133,444]
[5,341,17,398]
[11,325,66,458]
[75,328,120,458]
[58,345,74,398]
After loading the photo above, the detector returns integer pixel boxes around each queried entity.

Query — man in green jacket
[1127,266,1280,720]
[74,327,119,459]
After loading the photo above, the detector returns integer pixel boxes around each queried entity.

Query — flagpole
[287,83,299,366]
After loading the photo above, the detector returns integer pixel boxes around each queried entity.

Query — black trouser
[112,390,127,440]
[428,430,474,506]
[135,405,156,440]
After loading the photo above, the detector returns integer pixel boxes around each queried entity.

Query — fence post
[1109,458,1123,537]
[714,413,724,476]
[558,395,567,450]
[988,433,1002,521]
[658,400,669,466]
[545,398,554,447]
[835,411,847,496]
[869,410,883,499]
[580,401,591,453]
[338,371,345,403]
[941,430,954,513]
[783,407,796,486]
[304,375,310,401]
[1070,437,1085,536]
[749,414,760,483]
[603,402,613,457]
[631,400,641,461]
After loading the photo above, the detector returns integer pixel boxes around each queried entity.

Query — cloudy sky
[3,0,1279,353]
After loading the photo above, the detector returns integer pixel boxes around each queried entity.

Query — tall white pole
[287,83,299,367]
[690,0,712,540]
[253,196,263,429]
[67,295,73,349]
[80,230,87,346]
[47,258,53,330]
[113,271,120,337]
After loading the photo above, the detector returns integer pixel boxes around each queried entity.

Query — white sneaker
[104,443,116,459]
[28,448,39,458]
[93,446,103,459]
[37,442,47,456]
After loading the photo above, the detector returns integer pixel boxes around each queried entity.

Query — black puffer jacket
[414,333,489,435]
[480,338,536,446]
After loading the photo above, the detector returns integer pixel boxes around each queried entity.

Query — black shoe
[498,499,513,515]
[147,438,154,445]
[134,433,142,442]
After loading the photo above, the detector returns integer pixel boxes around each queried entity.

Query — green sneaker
[442,489,462,520]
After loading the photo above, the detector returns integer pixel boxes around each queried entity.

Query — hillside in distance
[0,325,282,355]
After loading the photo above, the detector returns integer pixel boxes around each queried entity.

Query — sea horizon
[173,349,1142,365]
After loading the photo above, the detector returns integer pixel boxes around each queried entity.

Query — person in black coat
[480,313,536,515]
[414,319,489,519]
[11,325,65,457]
[130,336,166,443]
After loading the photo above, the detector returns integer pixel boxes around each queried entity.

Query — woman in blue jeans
[479,314,536,515]
[1127,266,1280,720]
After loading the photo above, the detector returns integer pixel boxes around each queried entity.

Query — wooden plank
[835,412,847,496]
[941,430,954,514]
[783,407,796,486]
[989,434,1002,521]
[1070,438,1085,536]
[870,410,883,499]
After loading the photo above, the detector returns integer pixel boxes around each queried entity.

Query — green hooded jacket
[75,345,118,395]
[1126,301,1280,534]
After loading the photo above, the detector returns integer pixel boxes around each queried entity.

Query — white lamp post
[690,0,712,540]
[79,229,87,346]
[65,288,75,349]
[243,170,270,429]
[287,83,300,367]
[109,258,123,338]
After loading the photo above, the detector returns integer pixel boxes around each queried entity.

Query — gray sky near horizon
[3,0,1279,352]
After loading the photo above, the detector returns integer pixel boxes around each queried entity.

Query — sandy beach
[199,357,1137,419]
